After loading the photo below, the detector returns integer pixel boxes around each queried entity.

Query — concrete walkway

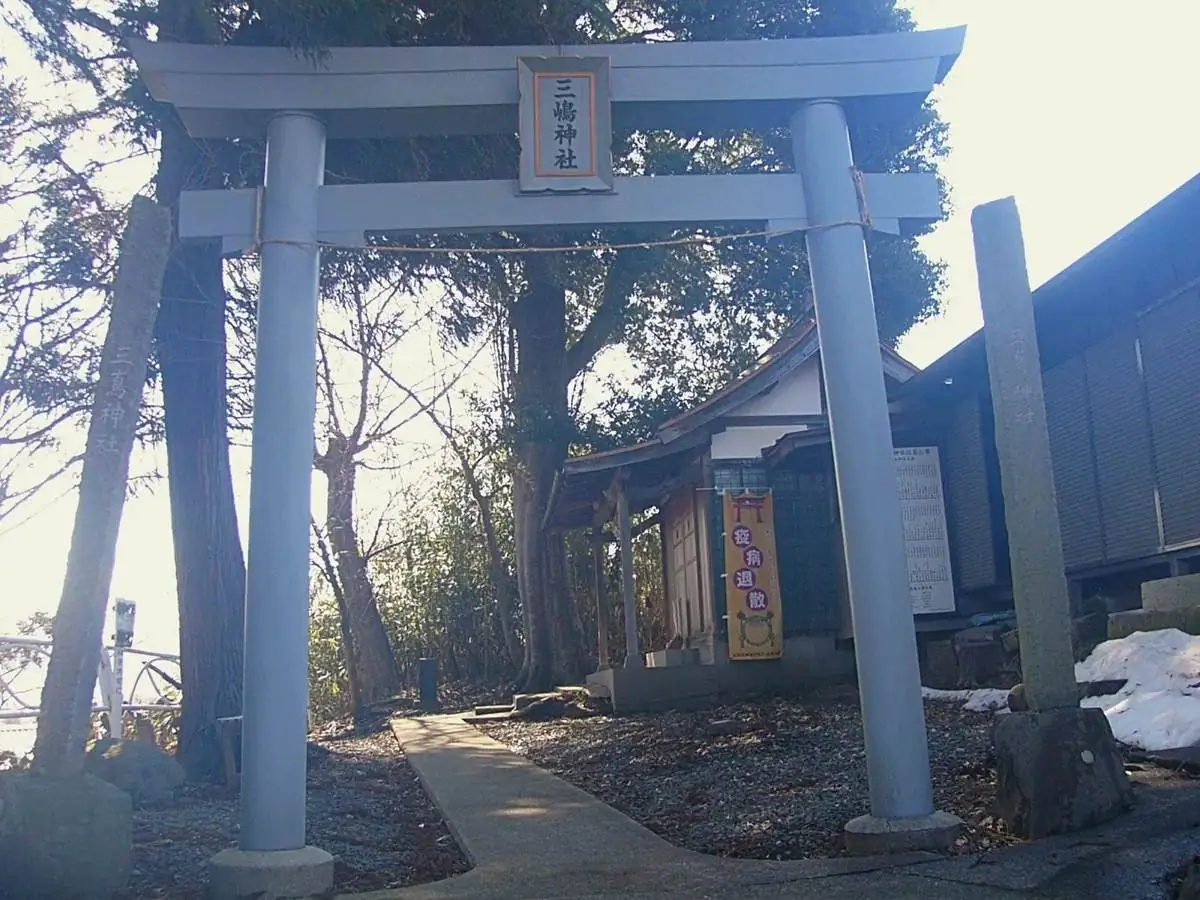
[336,715,1200,900]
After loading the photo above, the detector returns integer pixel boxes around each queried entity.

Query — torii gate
[131,27,966,895]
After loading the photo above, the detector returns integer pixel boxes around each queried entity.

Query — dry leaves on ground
[481,691,1020,860]
[118,730,469,899]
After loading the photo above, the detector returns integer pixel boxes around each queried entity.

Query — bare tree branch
[564,246,655,382]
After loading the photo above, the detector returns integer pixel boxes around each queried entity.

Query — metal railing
[0,635,182,740]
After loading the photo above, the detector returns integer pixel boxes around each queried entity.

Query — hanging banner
[723,491,784,660]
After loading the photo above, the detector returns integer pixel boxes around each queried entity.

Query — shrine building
[546,171,1200,713]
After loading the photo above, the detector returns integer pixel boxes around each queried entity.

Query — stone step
[1108,608,1200,640]
[473,704,515,716]
[583,679,611,699]
[459,711,518,724]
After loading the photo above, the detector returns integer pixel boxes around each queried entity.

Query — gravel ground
[117,729,469,899]
[480,690,1023,860]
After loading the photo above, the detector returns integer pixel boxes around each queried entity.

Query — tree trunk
[511,256,587,691]
[320,437,401,705]
[314,529,363,718]
[484,510,525,673]
[413,400,524,671]
[155,234,247,781]
[151,0,244,787]
[544,528,587,680]
[32,198,172,776]
[512,444,555,691]
[443,431,523,671]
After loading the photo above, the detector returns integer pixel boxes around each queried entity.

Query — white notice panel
[893,446,956,615]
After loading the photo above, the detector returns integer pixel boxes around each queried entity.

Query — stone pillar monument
[972,197,1132,839]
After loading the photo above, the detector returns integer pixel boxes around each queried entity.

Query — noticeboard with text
[723,491,784,660]
[894,446,956,615]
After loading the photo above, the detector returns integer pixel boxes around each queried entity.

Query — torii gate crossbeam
[180,171,941,254]
[131,27,966,897]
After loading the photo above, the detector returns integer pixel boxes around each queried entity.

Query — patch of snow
[922,687,971,703]
[1075,627,1200,687]
[923,629,1200,752]
[1075,628,1200,752]
[963,689,1012,713]
[922,686,1010,713]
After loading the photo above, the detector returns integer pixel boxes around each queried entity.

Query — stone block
[0,772,132,899]
[991,706,1132,839]
[843,810,962,856]
[921,639,959,689]
[1141,572,1200,613]
[1177,857,1200,900]
[207,846,334,900]
[473,704,515,716]
[85,738,185,807]
[1107,607,1200,640]
[1072,612,1110,660]
[953,624,1018,688]
[587,665,720,714]
[1007,680,1127,712]
[646,648,700,668]
[513,692,559,712]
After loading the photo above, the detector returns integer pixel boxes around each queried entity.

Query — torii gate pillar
[793,100,961,851]
[208,111,336,896]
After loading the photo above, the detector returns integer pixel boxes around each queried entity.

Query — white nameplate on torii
[517,56,614,194]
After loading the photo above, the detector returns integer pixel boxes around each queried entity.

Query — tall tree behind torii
[308,279,427,708]
[297,274,514,708]
[151,0,250,783]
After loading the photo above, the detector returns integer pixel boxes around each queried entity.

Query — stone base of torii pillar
[209,847,334,900]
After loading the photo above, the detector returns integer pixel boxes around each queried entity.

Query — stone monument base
[208,846,334,900]
[843,810,962,856]
[0,772,132,899]
[991,706,1132,838]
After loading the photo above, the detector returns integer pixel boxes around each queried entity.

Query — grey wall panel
[1043,356,1106,568]
[1138,289,1200,546]
[1083,328,1160,561]
[942,398,997,590]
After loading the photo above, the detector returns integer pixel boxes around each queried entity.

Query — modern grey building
[885,172,1200,616]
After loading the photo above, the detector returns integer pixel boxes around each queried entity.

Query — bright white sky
[1,0,1198,655]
